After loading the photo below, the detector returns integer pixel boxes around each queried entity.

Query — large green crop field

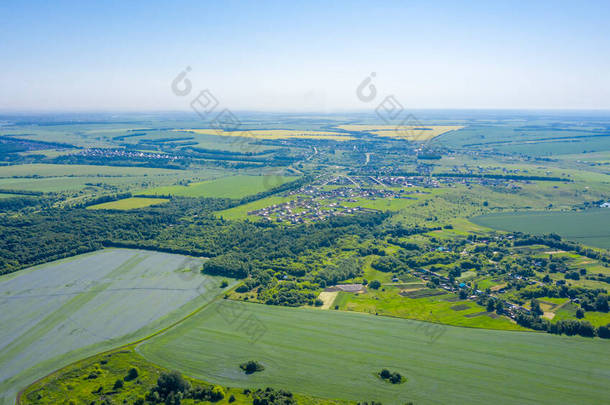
[471,209,610,249]
[87,197,169,210]
[138,300,610,405]
[142,175,297,199]
[0,249,234,405]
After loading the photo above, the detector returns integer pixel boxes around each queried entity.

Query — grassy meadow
[332,287,526,331]
[142,175,297,199]
[87,197,170,210]
[22,348,348,405]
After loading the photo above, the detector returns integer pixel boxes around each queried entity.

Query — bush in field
[240,360,265,374]
[147,370,190,402]
[595,294,609,312]
[378,369,405,384]
[124,367,139,381]
[369,280,381,290]
[252,387,294,405]
[113,379,124,389]
[598,324,610,339]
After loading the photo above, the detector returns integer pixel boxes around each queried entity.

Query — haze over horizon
[1,0,609,112]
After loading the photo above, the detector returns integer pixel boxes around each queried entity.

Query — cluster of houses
[248,193,379,224]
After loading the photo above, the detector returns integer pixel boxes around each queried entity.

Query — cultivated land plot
[86,197,169,210]
[336,125,464,141]
[0,249,234,405]
[138,300,610,405]
[471,209,610,250]
[176,129,355,141]
[0,164,179,178]
[142,175,297,199]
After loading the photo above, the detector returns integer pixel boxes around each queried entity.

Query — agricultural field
[21,348,348,405]
[332,287,526,331]
[0,249,235,405]
[176,129,355,141]
[0,163,223,195]
[138,300,610,405]
[142,175,297,199]
[215,195,297,220]
[87,197,170,210]
[336,124,464,140]
[471,209,610,249]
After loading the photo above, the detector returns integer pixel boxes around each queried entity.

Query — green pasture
[138,300,610,405]
[22,348,346,405]
[334,287,525,331]
[142,175,297,199]
[215,195,296,220]
[87,197,169,210]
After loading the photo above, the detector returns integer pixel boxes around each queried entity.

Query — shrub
[113,379,124,390]
[124,367,139,381]
[211,386,225,401]
[597,323,610,339]
[220,280,229,288]
[369,280,381,289]
[314,298,323,306]
[240,360,265,374]
[229,394,236,403]
[378,369,405,384]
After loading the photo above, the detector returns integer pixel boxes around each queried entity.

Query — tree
[595,294,609,312]
[495,300,505,314]
[598,324,610,339]
[125,367,139,381]
[530,299,543,316]
[240,360,265,374]
[486,299,495,312]
[150,371,190,400]
[113,379,124,390]
[369,280,381,290]
[576,308,585,319]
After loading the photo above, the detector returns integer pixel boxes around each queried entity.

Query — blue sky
[1,0,609,111]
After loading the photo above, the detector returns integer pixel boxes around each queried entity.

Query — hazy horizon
[2,0,609,111]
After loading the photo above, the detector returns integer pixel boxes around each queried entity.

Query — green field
[138,300,610,405]
[471,209,610,249]
[215,195,296,220]
[333,288,526,331]
[0,164,225,193]
[87,197,169,210]
[142,175,297,199]
[21,348,347,405]
[0,164,181,178]
[0,249,234,405]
